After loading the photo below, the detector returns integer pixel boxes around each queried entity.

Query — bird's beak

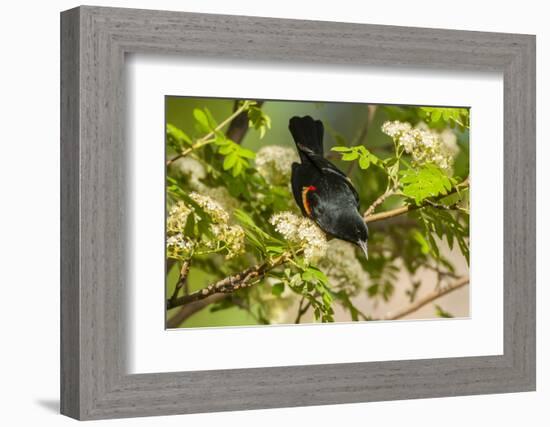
[358,240,369,260]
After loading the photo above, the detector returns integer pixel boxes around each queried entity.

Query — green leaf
[271,282,285,296]
[218,144,235,155]
[223,152,238,170]
[193,108,210,132]
[435,304,454,318]
[232,159,244,176]
[419,107,470,129]
[166,124,192,149]
[331,146,352,152]
[341,151,359,161]
[183,211,196,237]
[400,164,453,205]
[358,156,370,169]
[238,147,256,159]
[203,108,218,128]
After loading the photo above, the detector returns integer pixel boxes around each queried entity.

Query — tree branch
[166,101,252,167]
[295,296,311,324]
[166,254,290,310]
[385,276,469,320]
[364,177,469,222]
[226,100,264,144]
[166,293,226,328]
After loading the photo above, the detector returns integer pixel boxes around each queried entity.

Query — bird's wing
[297,146,360,206]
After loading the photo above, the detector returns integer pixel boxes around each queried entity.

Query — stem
[364,177,469,222]
[166,254,289,310]
[295,296,312,324]
[363,184,396,218]
[166,101,251,167]
[386,276,469,320]
[169,260,190,307]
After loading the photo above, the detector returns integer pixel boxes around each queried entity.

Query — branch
[364,177,469,222]
[363,186,397,218]
[295,296,312,324]
[226,100,264,144]
[168,261,190,308]
[385,276,469,320]
[166,255,289,310]
[166,293,225,328]
[166,101,252,167]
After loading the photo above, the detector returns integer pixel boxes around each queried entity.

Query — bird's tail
[289,116,324,157]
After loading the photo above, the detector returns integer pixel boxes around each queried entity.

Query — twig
[363,185,397,218]
[295,297,312,324]
[166,101,251,167]
[169,261,191,308]
[364,177,469,222]
[385,276,469,320]
[166,255,289,309]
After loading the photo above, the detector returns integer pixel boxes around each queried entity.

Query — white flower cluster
[269,212,328,263]
[381,120,455,170]
[318,240,369,295]
[166,201,195,260]
[176,157,206,186]
[255,145,298,185]
[166,192,245,261]
[175,156,239,212]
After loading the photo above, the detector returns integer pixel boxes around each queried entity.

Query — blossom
[255,145,298,185]
[381,120,454,170]
[318,240,369,295]
[176,157,240,212]
[166,193,245,260]
[175,157,206,185]
[166,232,195,260]
[189,191,229,223]
[200,186,240,212]
[269,212,328,263]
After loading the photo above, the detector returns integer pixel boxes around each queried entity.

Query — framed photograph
[61,6,536,420]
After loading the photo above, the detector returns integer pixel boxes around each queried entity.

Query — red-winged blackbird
[289,116,369,258]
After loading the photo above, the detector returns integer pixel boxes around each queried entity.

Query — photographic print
[165,98,470,329]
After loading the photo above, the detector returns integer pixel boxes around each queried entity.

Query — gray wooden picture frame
[60,5,536,420]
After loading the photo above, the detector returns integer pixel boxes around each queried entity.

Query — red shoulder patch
[301,186,317,217]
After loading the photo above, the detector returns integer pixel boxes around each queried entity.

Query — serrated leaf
[401,164,453,205]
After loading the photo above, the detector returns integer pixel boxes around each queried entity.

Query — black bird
[289,116,369,258]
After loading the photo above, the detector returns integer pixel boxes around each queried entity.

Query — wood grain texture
[60,6,536,420]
